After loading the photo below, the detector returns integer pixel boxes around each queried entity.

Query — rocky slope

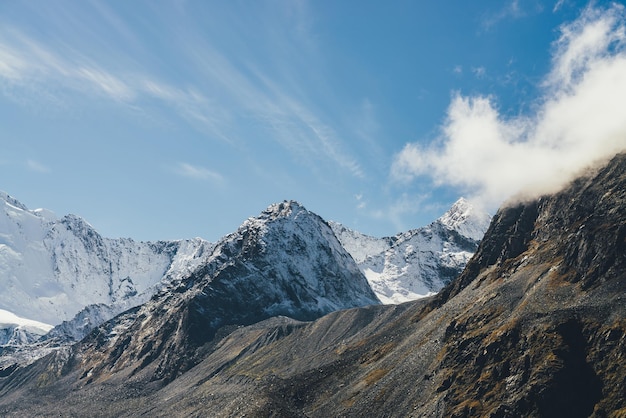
[331,198,491,303]
[1,153,624,417]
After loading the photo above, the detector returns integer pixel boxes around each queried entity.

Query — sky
[1,0,625,242]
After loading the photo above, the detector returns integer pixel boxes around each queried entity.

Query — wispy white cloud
[370,193,430,232]
[77,67,134,101]
[553,0,566,13]
[175,162,224,183]
[0,25,224,146]
[192,44,365,179]
[481,0,527,29]
[355,193,366,210]
[472,66,487,78]
[26,159,49,173]
[0,42,26,80]
[392,4,626,209]
[0,3,364,180]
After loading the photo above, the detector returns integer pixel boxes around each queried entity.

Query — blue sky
[1,0,625,242]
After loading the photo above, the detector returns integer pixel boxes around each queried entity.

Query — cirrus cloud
[175,162,224,184]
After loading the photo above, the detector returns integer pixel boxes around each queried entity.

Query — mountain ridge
[332,197,490,303]
[55,199,380,383]
[1,153,622,416]
[0,191,214,339]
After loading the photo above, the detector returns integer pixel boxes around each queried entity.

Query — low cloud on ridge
[392,4,626,210]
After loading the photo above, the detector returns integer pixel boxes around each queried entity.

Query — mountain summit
[438,197,491,241]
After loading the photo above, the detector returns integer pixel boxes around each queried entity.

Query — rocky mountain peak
[437,197,491,241]
[259,199,305,220]
[333,198,491,304]
[64,200,379,382]
[438,152,626,307]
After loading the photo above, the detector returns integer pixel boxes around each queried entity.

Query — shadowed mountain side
[1,154,625,417]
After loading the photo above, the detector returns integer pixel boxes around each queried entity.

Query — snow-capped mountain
[1,188,487,354]
[328,221,396,263]
[0,191,213,333]
[67,200,380,382]
[0,309,53,346]
[331,198,491,304]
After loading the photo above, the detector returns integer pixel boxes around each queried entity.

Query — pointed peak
[438,197,491,241]
[260,200,308,220]
[59,213,98,234]
[447,197,472,213]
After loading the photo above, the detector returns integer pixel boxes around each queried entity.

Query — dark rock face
[1,155,625,417]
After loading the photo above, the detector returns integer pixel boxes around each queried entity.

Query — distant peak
[261,200,307,219]
[1,191,57,220]
[438,197,491,241]
[448,197,471,212]
[59,213,97,232]
[0,191,29,212]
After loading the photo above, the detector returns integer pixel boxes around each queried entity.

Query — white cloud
[26,159,49,173]
[77,67,134,101]
[370,193,430,232]
[481,0,527,29]
[0,26,226,141]
[0,10,364,180]
[392,4,626,210]
[355,193,366,210]
[472,66,487,78]
[176,162,224,183]
[553,0,566,13]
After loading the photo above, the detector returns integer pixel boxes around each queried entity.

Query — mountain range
[0,152,623,416]
[331,197,491,303]
[0,190,489,349]
[0,190,214,343]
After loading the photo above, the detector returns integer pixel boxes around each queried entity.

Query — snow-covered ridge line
[0,191,213,330]
[1,191,489,352]
[331,198,491,304]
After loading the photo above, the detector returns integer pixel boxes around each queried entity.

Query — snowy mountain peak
[0,191,56,221]
[236,200,319,248]
[438,197,491,241]
[0,191,214,331]
[332,198,491,304]
[0,191,29,212]
[259,200,305,220]
[63,200,379,382]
